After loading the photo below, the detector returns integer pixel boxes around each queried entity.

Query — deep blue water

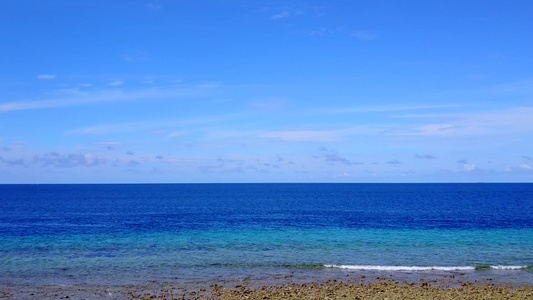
[0,183,532,286]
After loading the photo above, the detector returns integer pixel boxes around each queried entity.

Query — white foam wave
[490,265,527,270]
[325,265,528,271]
[324,265,475,271]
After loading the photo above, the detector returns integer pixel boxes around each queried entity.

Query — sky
[0,0,532,183]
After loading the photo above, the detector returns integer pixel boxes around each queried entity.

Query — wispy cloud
[454,159,476,172]
[69,115,233,135]
[69,121,155,135]
[271,9,303,20]
[37,74,56,80]
[352,30,377,41]
[414,124,466,135]
[323,153,362,166]
[0,156,26,166]
[249,98,286,111]
[147,2,161,10]
[33,152,105,168]
[505,164,533,174]
[271,11,290,19]
[318,147,362,166]
[98,140,121,146]
[488,77,533,95]
[306,27,328,36]
[409,107,533,136]
[463,163,476,171]
[124,50,150,62]
[0,86,209,112]
[1,90,125,112]
[314,104,462,115]
[108,80,124,86]
[259,130,338,142]
[128,160,141,167]
[98,140,121,150]
[199,157,249,174]
[415,154,437,159]
[168,130,187,138]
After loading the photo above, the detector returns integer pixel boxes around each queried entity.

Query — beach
[2,275,532,299]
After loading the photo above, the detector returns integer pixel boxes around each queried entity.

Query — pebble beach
[2,275,532,300]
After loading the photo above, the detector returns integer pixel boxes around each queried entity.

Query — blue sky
[1,0,532,183]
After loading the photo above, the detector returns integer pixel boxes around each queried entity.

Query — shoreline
[2,273,532,300]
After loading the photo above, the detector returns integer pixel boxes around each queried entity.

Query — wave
[283,264,326,269]
[324,265,530,271]
[486,265,530,270]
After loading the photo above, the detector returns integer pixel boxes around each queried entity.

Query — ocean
[0,183,532,287]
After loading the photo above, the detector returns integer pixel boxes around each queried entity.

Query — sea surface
[0,183,532,287]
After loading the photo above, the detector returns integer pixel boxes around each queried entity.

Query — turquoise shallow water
[0,183,532,285]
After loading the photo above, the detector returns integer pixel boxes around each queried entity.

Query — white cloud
[108,80,124,86]
[0,86,209,112]
[402,107,533,136]
[323,153,361,166]
[315,104,462,115]
[333,171,351,178]
[250,98,286,111]
[37,74,56,80]
[272,11,290,19]
[463,163,476,171]
[97,140,121,146]
[168,131,187,138]
[0,90,126,112]
[271,9,303,20]
[195,82,219,89]
[69,115,233,135]
[415,124,466,136]
[124,50,150,62]
[147,2,161,10]
[33,152,105,168]
[488,77,533,95]
[519,164,532,170]
[71,122,147,135]
[259,130,337,142]
[0,156,26,166]
[352,30,376,41]
[415,154,437,160]
[306,28,328,36]
[98,140,121,150]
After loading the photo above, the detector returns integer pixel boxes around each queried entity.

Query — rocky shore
[130,279,532,300]
[2,276,532,300]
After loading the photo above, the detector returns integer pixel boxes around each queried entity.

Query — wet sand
[2,275,532,299]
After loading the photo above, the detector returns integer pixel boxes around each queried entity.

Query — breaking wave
[323,265,530,271]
